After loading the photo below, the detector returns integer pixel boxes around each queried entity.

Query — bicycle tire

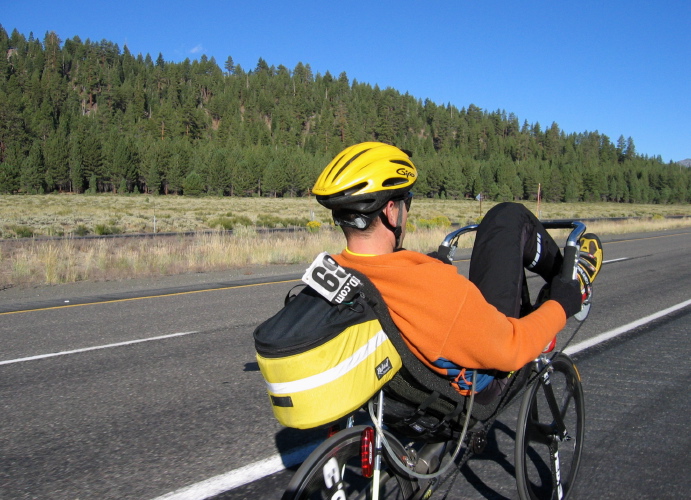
[282,425,419,500]
[515,353,585,500]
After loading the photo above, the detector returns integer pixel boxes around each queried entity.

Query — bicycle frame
[365,382,477,500]
[357,351,581,500]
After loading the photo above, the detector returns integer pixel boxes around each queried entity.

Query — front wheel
[515,353,585,500]
[282,425,418,500]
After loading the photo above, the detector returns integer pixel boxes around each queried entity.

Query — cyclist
[313,142,602,402]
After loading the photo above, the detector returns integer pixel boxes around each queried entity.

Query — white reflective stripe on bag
[265,329,388,395]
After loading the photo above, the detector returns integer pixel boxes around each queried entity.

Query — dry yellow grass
[0,229,344,286]
[2,194,691,237]
[1,195,690,287]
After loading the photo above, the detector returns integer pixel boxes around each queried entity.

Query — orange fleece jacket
[333,249,566,373]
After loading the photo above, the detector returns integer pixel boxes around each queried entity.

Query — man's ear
[383,200,398,226]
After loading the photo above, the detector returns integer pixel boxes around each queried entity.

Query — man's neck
[345,236,395,256]
[343,206,400,255]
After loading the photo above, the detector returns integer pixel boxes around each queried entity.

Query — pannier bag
[253,253,402,429]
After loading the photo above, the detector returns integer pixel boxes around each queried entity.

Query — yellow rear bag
[254,286,401,429]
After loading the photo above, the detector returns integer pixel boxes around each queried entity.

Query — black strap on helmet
[334,191,409,248]
[376,197,406,249]
[333,206,386,230]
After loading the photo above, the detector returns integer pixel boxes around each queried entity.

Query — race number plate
[302,252,362,304]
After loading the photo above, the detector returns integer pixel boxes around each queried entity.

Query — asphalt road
[1,229,689,499]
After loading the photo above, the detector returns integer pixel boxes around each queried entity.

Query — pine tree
[545,167,565,202]
[163,155,180,195]
[183,170,204,196]
[69,156,84,193]
[224,56,234,75]
[112,136,138,192]
[0,161,20,193]
[140,140,162,194]
[43,121,70,191]
[206,147,230,195]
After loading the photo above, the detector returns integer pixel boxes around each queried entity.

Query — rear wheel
[515,354,585,500]
[282,425,418,500]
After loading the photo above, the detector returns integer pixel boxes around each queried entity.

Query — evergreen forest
[1,27,689,204]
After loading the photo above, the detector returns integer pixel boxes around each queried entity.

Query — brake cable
[367,372,476,481]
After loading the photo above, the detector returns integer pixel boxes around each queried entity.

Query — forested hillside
[1,27,689,203]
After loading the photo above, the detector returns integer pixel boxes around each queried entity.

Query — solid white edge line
[604,257,628,263]
[564,298,691,355]
[151,442,319,500]
[153,297,691,500]
[0,331,199,366]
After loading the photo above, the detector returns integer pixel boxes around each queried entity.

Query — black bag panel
[253,286,378,357]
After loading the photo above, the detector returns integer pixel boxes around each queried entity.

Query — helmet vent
[390,159,414,168]
[342,182,368,196]
[382,178,407,187]
[330,148,372,181]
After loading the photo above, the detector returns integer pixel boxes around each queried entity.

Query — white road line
[604,257,628,263]
[0,331,199,366]
[151,443,319,500]
[564,298,691,355]
[152,297,691,500]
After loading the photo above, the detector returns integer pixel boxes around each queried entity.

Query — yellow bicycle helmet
[313,142,417,214]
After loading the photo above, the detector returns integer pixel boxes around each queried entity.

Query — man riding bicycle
[313,142,603,403]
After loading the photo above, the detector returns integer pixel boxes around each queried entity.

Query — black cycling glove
[548,275,582,318]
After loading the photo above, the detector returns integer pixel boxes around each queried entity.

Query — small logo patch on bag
[375,358,392,380]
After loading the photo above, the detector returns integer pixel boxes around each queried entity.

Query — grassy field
[3,194,691,237]
[1,194,690,287]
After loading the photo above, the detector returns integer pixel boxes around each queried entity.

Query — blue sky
[4,0,690,162]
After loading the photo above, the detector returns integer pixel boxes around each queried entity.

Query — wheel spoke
[559,383,575,421]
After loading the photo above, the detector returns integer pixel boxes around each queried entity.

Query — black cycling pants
[469,202,563,319]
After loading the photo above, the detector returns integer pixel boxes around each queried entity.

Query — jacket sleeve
[437,274,567,372]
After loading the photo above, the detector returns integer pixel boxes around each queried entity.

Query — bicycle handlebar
[437,224,478,263]
[439,220,586,281]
